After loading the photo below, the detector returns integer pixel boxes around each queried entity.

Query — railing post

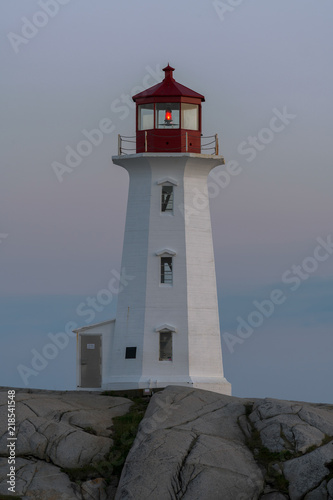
[118,134,121,156]
[186,132,188,152]
[145,131,148,152]
[215,133,219,155]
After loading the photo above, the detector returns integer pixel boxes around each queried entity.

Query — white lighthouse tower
[103,64,231,395]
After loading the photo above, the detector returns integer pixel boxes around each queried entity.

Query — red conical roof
[132,64,205,102]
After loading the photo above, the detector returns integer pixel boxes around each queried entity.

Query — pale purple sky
[0,0,332,402]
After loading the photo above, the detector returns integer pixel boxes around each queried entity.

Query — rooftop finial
[163,63,175,81]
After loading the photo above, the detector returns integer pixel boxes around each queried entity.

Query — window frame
[181,103,199,131]
[159,330,173,361]
[155,103,180,129]
[160,256,173,285]
[161,184,174,213]
[138,103,154,131]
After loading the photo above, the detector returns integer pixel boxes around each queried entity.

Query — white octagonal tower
[108,65,231,395]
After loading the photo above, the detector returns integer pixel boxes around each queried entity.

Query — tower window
[138,104,154,130]
[159,331,172,361]
[161,185,173,212]
[156,103,180,129]
[125,347,137,359]
[181,103,199,130]
[161,257,173,285]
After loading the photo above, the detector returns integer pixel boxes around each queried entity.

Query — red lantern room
[133,64,205,154]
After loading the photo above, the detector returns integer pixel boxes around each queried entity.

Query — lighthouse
[105,64,231,395]
[75,64,231,395]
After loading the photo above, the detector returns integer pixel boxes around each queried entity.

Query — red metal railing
[117,132,219,156]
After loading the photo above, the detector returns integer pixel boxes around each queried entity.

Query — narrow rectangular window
[161,257,173,285]
[159,331,172,361]
[161,185,173,212]
[125,347,137,359]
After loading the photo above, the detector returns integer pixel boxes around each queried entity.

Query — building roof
[73,318,115,333]
[132,64,205,102]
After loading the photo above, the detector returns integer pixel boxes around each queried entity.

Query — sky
[0,0,332,403]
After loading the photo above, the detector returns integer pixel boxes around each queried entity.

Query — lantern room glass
[138,104,154,130]
[181,103,199,130]
[156,103,180,129]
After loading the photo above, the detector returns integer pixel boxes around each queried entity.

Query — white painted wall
[107,153,231,395]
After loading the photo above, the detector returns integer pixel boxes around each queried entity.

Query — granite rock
[283,442,333,500]
[0,389,132,500]
[116,387,264,500]
[304,480,328,500]
[1,387,333,500]
[117,388,333,500]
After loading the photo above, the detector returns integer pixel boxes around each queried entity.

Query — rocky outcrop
[117,386,333,500]
[1,387,332,499]
[248,398,333,500]
[0,389,132,499]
